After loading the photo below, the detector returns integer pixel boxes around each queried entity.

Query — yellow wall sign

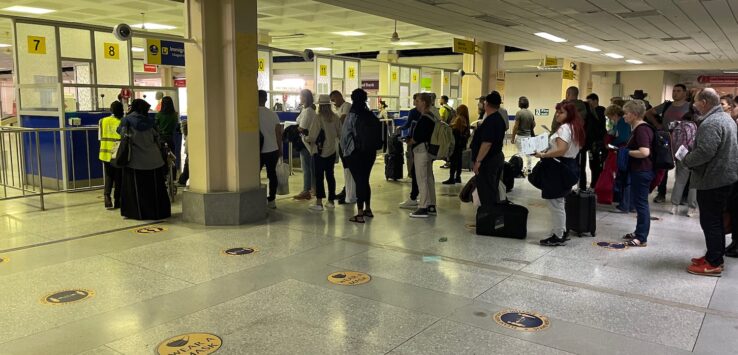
[328,271,371,286]
[391,71,398,81]
[319,64,328,77]
[545,56,558,66]
[444,76,449,84]
[562,70,575,80]
[147,39,162,65]
[0,256,8,264]
[453,38,475,55]
[157,333,222,355]
[27,36,46,54]
[104,43,120,60]
[412,73,418,83]
[258,58,266,72]
[348,66,356,79]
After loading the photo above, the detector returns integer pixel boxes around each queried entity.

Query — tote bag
[276,159,290,195]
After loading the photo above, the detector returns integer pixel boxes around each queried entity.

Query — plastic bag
[276,160,290,195]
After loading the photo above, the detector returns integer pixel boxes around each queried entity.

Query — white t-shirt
[296,107,317,153]
[335,102,351,122]
[550,123,581,158]
[258,106,281,153]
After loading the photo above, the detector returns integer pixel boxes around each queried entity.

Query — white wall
[505,71,563,135]
[620,70,666,106]
[591,72,616,102]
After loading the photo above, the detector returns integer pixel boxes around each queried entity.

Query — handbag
[276,159,290,195]
[459,176,476,203]
[110,122,131,168]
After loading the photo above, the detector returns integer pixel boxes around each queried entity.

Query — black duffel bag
[476,201,528,239]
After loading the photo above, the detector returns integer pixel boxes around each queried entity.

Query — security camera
[302,49,315,62]
[570,62,577,71]
[458,69,466,77]
[113,24,133,41]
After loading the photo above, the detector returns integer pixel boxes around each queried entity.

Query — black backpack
[353,110,382,153]
[648,124,675,170]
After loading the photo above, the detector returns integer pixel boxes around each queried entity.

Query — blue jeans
[631,170,654,242]
[299,148,314,193]
[615,172,631,212]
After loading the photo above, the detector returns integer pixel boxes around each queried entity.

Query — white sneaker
[326,201,335,209]
[309,204,324,212]
[267,200,276,209]
[399,199,418,209]
[687,207,697,217]
[670,205,679,215]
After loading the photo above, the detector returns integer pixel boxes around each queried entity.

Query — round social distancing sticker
[222,247,258,256]
[328,271,371,286]
[42,289,94,305]
[494,310,550,331]
[156,333,222,355]
[593,241,628,251]
[134,226,167,234]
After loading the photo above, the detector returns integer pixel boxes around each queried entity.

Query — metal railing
[0,125,103,210]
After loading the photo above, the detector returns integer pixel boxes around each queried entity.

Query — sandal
[622,233,636,240]
[363,210,374,218]
[624,239,647,247]
[349,215,365,224]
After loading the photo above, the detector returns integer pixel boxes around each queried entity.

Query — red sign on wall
[143,64,158,73]
[174,79,186,87]
[697,75,738,85]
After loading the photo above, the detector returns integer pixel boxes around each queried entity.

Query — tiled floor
[1,147,736,354]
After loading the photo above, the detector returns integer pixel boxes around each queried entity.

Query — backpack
[648,124,675,170]
[352,110,383,153]
[653,101,673,127]
[428,114,455,160]
[443,104,456,124]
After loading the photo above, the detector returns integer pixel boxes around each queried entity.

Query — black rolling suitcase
[384,154,403,180]
[502,162,515,192]
[565,189,597,237]
[476,202,529,239]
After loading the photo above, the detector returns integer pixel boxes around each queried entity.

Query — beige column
[182,0,265,225]
[160,66,174,87]
[578,62,593,95]
[461,41,505,114]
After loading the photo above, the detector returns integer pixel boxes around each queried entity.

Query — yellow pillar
[461,41,505,111]
[182,0,265,225]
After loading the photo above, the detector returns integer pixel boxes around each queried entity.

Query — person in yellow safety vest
[99,101,124,210]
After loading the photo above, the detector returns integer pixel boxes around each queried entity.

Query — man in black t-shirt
[471,91,507,206]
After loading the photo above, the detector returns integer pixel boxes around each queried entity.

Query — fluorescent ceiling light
[131,23,176,30]
[626,59,643,64]
[392,41,420,46]
[0,43,11,48]
[604,53,624,59]
[534,32,567,43]
[309,47,332,51]
[723,71,738,74]
[333,31,365,37]
[131,47,145,52]
[2,6,55,14]
[575,45,601,52]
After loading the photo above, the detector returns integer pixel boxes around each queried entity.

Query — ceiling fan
[390,20,426,43]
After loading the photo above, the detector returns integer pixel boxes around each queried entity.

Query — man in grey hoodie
[683,88,738,276]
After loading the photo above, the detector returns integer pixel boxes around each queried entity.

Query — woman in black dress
[118,99,171,220]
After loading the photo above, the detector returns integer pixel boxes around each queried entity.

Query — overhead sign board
[453,38,475,55]
[146,39,185,66]
[562,70,575,80]
[545,56,558,66]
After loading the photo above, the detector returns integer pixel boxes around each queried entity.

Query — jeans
[103,162,122,203]
[314,154,337,201]
[260,150,279,201]
[299,148,314,193]
[671,161,697,208]
[631,170,654,243]
[348,151,376,211]
[413,144,437,209]
[449,147,463,181]
[698,185,733,266]
[546,197,566,237]
[615,172,632,212]
[476,152,505,207]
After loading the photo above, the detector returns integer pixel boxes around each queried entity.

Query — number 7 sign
[27,36,46,54]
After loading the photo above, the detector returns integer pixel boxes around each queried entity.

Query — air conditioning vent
[687,51,710,55]
[616,10,661,18]
[474,15,518,27]
[660,37,692,41]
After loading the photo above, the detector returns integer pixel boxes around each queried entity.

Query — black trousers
[476,152,505,206]
[103,162,122,202]
[348,152,376,211]
[449,147,463,180]
[697,184,733,266]
[314,153,337,201]
[578,150,588,190]
[730,181,738,242]
[260,150,280,201]
[177,157,189,185]
[658,171,669,196]
[589,150,604,189]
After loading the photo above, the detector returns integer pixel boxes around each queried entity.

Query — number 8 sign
[104,43,120,60]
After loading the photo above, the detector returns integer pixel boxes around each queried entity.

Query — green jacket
[156,112,179,140]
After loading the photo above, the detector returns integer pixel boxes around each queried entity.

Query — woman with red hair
[534,102,586,246]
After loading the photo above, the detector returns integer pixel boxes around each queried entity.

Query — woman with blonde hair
[443,104,471,184]
[306,94,342,211]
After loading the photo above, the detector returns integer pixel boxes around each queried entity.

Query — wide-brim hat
[630,90,648,99]
[317,94,331,105]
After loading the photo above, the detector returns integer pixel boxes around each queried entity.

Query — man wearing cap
[645,84,690,203]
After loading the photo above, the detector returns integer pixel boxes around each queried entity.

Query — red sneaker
[690,256,724,267]
[687,261,723,277]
